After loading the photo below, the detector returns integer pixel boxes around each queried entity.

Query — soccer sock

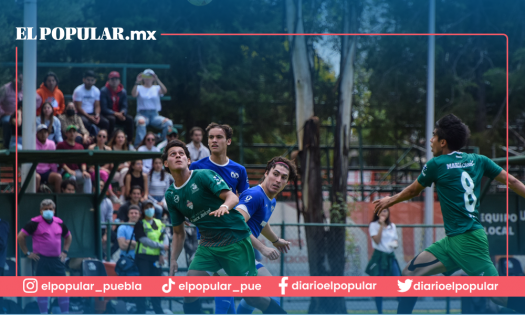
[215,297,236,314]
[238,297,279,314]
[37,297,48,314]
[58,297,69,314]
[507,297,525,313]
[183,299,203,314]
[237,298,255,314]
[375,297,383,314]
[397,297,418,314]
[262,298,286,314]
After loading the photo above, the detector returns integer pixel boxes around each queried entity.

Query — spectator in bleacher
[100,71,134,143]
[8,107,22,150]
[88,129,120,204]
[137,131,160,174]
[124,160,149,201]
[132,69,172,147]
[36,72,65,115]
[17,199,71,314]
[366,208,401,314]
[187,126,210,162]
[35,124,62,193]
[134,199,168,314]
[117,186,144,222]
[96,180,116,261]
[57,125,93,193]
[117,205,140,260]
[108,129,133,201]
[58,101,93,147]
[0,74,22,149]
[73,70,110,137]
[148,157,172,217]
[36,101,63,144]
[157,128,178,152]
[60,178,77,193]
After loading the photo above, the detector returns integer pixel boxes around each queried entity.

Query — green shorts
[425,228,498,276]
[189,237,258,276]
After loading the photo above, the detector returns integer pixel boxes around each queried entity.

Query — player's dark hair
[83,70,96,79]
[189,126,204,137]
[263,156,297,182]
[60,178,77,192]
[206,122,233,140]
[435,114,470,151]
[371,208,392,226]
[161,139,191,172]
[42,72,59,87]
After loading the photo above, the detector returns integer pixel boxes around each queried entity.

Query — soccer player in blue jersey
[373,114,525,314]
[234,156,297,314]
[190,122,249,195]
[189,123,249,314]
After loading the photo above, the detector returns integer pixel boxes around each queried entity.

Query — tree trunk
[285,1,332,313]
[325,1,359,314]
[285,0,314,151]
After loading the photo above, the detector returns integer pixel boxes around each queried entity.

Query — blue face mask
[42,210,54,220]
[144,208,155,218]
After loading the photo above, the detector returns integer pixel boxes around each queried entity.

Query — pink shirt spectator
[21,216,70,257]
[0,82,22,117]
[36,138,58,174]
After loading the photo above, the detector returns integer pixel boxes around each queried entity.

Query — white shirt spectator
[369,221,398,254]
[148,171,173,199]
[138,145,160,173]
[186,141,210,162]
[136,85,162,112]
[73,84,100,114]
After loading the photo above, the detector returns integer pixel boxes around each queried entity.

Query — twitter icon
[398,279,413,292]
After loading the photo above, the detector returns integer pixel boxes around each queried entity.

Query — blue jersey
[235,185,276,238]
[190,157,249,194]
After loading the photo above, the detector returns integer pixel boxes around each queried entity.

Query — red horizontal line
[161,33,508,36]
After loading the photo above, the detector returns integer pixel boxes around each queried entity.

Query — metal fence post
[106,222,112,262]
[95,165,102,260]
[446,297,450,314]
[280,221,285,308]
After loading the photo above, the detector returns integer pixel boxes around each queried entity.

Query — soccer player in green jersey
[373,114,525,314]
[162,140,287,314]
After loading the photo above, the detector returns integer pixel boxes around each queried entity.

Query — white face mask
[42,209,54,220]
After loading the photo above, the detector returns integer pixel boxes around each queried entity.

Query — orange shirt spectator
[36,72,65,116]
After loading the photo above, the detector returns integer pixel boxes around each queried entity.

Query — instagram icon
[23,278,38,293]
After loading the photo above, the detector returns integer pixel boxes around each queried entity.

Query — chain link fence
[104,222,521,313]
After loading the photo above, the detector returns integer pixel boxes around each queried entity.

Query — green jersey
[417,152,502,236]
[165,169,250,247]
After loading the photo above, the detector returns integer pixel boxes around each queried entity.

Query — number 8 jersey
[417,151,502,236]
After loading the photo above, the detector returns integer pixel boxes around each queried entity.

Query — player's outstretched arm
[209,190,239,217]
[170,223,185,276]
[373,179,425,215]
[261,223,290,253]
[494,170,525,198]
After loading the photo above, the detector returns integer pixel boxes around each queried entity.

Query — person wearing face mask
[58,101,92,147]
[17,199,72,314]
[133,200,168,314]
